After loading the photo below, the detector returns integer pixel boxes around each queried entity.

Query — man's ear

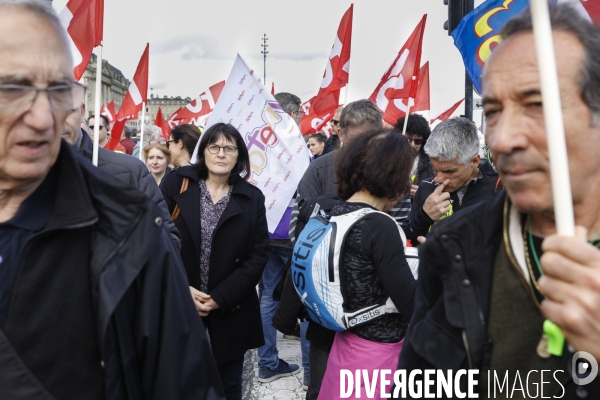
[472,154,481,167]
[80,103,86,122]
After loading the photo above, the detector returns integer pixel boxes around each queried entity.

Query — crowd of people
[3,0,600,399]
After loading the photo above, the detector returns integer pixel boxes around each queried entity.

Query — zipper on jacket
[462,330,474,369]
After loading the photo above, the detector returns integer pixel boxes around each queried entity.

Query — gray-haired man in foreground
[0,0,222,398]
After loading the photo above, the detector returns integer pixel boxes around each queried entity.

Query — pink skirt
[318,331,404,400]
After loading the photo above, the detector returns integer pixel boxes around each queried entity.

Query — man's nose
[23,90,54,132]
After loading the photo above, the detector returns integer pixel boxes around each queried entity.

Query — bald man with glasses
[0,1,223,398]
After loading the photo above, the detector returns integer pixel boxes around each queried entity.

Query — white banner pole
[92,44,103,166]
[139,102,146,161]
[530,0,575,236]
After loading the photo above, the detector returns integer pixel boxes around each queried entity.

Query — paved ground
[242,332,307,400]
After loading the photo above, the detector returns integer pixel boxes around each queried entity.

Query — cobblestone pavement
[242,332,306,400]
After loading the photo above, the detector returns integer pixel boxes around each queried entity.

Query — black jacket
[3,141,224,400]
[78,131,181,250]
[397,193,600,399]
[402,160,500,244]
[161,166,269,365]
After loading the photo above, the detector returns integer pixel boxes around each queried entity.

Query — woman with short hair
[161,123,268,400]
[307,133,327,159]
[317,129,417,399]
[143,143,171,186]
[168,124,201,167]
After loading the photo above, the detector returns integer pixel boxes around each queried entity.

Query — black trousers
[306,340,333,400]
[217,355,245,400]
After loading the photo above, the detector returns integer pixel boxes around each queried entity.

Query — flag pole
[139,102,146,161]
[92,44,103,166]
[402,100,413,135]
[530,0,574,236]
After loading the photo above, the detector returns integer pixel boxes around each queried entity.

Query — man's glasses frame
[0,82,87,114]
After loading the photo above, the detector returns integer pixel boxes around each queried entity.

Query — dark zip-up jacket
[402,160,500,244]
[78,131,181,250]
[396,193,600,399]
[2,142,224,400]
[161,166,269,365]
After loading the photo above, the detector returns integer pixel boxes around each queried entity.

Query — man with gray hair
[0,0,222,398]
[274,92,304,126]
[402,116,500,244]
[397,4,600,398]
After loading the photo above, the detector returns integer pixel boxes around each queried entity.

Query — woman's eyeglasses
[207,144,237,155]
[150,140,167,145]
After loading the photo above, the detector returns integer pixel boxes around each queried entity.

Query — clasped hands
[189,286,219,317]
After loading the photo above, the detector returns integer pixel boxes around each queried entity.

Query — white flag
[204,55,310,232]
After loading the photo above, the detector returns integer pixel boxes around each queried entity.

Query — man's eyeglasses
[0,82,87,114]
[294,109,305,116]
[331,119,340,125]
[207,144,237,155]
[407,137,424,146]
[150,140,167,145]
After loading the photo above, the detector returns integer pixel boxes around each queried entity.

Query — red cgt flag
[300,4,353,134]
[155,107,170,141]
[58,0,104,81]
[430,98,464,125]
[101,100,116,124]
[369,15,427,126]
[412,62,430,114]
[108,44,149,150]
[167,81,225,129]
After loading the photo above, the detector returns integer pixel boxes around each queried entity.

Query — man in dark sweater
[397,5,600,398]
[402,116,501,244]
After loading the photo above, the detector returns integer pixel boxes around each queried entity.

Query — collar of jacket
[175,165,254,198]
[418,191,506,367]
[43,140,152,347]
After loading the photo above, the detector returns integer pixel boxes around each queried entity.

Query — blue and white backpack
[290,207,418,332]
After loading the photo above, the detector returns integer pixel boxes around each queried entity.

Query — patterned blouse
[198,179,232,293]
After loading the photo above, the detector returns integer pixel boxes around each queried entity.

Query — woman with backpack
[316,129,418,399]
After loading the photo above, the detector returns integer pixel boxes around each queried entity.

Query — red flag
[271,82,275,95]
[155,107,170,141]
[299,5,353,134]
[299,93,339,135]
[430,98,464,125]
[101,100,116,123]
[580,0,600,23]
[108,44,149,150]
[58,0,104,80]
[167,81,225,128]
[412,62,430,113]
[369,15,427,126]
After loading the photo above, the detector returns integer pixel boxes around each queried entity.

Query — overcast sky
[53,0,485,119]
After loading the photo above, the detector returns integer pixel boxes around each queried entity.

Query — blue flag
[452,0,529,93]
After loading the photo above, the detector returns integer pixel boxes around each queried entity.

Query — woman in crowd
[143,143,171,186]
[168,124,201,168]
[161,123,269,400]
[317,129,417,399]
[307,133,327,159]
[394,114,433,197]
